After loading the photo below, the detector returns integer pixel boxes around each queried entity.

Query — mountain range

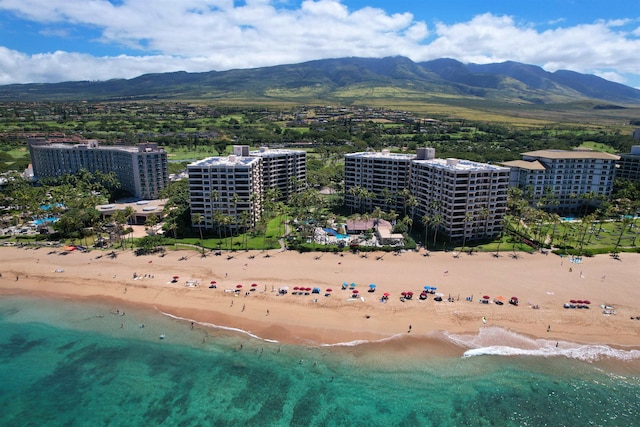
[1,56,639,105]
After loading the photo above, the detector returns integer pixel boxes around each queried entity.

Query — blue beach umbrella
[369,284,376,289]
[424,285,430,291]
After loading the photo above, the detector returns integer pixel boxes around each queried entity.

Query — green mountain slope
[0,56,638,105]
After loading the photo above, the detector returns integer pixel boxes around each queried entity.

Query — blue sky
[0,0,638,88]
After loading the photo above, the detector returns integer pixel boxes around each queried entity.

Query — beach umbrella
[326,288,333,292]
[210,280,217,284]
[424,285,430,291]
[482,295,490,300]
[173,275,179,279]
[293,286,299,290]
[383,292,390,297]
[576,299,584,304]
[407,291,414,296]
[401,291,407,296]
[583,300,591,305]
[495,296,505,301]
[236,284,243,289]
[251,283,258,287]
[350,283,356,288]
[352,289,359,294]
[369,284,376,289]
[569,299,577,304]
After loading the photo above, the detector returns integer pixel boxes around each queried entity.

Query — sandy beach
[1,246,639,349]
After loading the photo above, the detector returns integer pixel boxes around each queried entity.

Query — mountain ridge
[0,56,638,105]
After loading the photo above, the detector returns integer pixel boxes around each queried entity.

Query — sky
[0,0,639,88]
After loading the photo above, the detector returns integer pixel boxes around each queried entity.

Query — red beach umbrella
[583,300,591,305]
[352,289,359,294]
[293,286,300,290]
[483,295,490,300]
[569,299,577,304]
[510,297,518,301]
[326,288,333,292]
[251,283,258,287]
[173,275,179,279]
[576,300,584,304]
[383,293,390,297]
[236,284,243,289]
[401,292,407,296]
[210,280,216,284]
[407,291,413,296]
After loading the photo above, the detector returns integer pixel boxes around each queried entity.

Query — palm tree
[191,213,205,255]
[421,214,431,248]
[458,211,474,256]
[430,213,444,249]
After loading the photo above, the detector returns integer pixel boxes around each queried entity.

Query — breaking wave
[446,326,640,362]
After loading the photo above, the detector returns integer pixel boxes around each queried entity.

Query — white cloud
[0,1,638,88]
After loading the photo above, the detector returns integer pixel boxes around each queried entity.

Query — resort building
[616,146,640,182]
[502,150,620,212]
[410,156,510,241]
[187,155,263,232]
[344,149,417,212]
[28,139,168,199]
[239,146,306,201]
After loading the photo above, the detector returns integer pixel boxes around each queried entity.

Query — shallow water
[1,296,639,426]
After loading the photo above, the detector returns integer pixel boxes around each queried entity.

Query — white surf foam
[158,310,279,343]
[445,326,640,362]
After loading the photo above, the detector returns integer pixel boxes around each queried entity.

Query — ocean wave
[157,310,279,344]
[320,333,407,347]
[446,326,640,362]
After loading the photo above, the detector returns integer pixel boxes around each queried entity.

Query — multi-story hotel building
[411,155,510,241]
[503,150,619,212]
[187,155,263,232]
[235,146,306,201]
[616,146,640,182]
[344,149,416,212]
[28,139,168,199]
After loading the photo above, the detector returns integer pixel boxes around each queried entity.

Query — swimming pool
[323,228,349,240]
[33,217,58,225]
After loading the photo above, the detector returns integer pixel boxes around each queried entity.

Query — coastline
[1,246,639,352]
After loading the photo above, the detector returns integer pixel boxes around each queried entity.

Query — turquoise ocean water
[1,295,639,426]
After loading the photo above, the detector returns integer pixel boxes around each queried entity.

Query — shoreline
[1,246,640,352]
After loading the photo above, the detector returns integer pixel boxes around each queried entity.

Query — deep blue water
[1,296,639,426]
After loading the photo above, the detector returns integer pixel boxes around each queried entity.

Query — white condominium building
[616,146,640,182]
[28,139,168,199]
[187,155,262,231]
[503,150,619,212]
[411,158,510,241]
[245,146,306,201]
[344,149,416,212]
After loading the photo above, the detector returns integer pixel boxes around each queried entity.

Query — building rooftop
[250,147,305,157]
[345,150,416,160]
[502,159,546,171]
[189,156,261,168]
[522,150,620,160]
[413,158,510,172]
